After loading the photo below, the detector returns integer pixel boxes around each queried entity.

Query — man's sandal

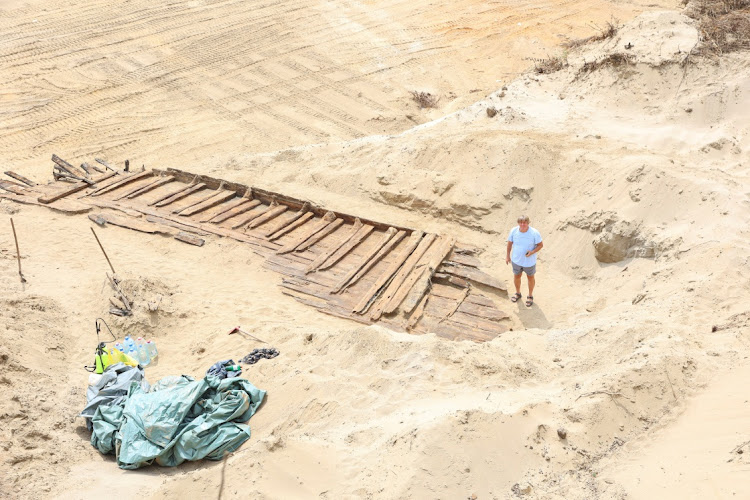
[525,296,534,307]
[510,293,522,303]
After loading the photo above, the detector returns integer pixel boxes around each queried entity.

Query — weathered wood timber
[204,198,258,223]
[116,176,175,200]
[306,218,363,273]
[296,217,344,252]
[369,233,436,320]
[438,262,507,291]
[246,205,288,230]
[175,232,205,246]
[268,211,315,240]
[331,228,401,293]
[150,182,204,206]
[318,224,374,271]
[38,171,118,204]
[4,172,36,186]
[89,170,153,197]
[263,203,311,237]
[178,190,236,217]
[51,154,87,179]
[353,230,424,314]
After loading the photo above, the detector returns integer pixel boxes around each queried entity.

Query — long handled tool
[228,326,266,343]
[10,218,26,283]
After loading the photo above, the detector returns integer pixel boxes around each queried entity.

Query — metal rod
[90,226,116,275]
[10,218,26,283]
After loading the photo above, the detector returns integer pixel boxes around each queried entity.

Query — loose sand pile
[1,1,749,499]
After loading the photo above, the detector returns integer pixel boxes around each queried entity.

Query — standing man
[506,215,543,307]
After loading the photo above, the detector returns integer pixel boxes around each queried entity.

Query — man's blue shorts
[512,262,536,276]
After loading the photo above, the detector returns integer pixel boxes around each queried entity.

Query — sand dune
[1,1,749,499]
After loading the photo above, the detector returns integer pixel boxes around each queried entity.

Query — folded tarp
[88,365,265,469]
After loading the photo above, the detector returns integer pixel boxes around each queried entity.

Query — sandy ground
[2,1,750,499]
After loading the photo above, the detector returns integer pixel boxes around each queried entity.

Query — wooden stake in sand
[90,226,116,275]
[10,218,26,283]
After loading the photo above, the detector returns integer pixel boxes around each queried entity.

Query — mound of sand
[1,3,749,500]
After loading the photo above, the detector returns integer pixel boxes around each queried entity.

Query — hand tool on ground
[227,326,266,343]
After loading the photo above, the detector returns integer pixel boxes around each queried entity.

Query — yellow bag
[108,347,139,367]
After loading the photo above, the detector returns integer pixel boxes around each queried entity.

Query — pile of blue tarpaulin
[80,363,266,469]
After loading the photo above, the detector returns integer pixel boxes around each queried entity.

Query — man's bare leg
[514,273,522,294]
[527,275,535,297]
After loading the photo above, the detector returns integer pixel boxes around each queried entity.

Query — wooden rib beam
[276,211,335,254]
[152,182,205,207]
[306,218,363,273]
[268,211,315,241]
[203,198,257,223]
[438,262,507,291]
[52,154,87,178]
[38,171,118,204]
[406,293,430,330]
[368,233,437,320]
[318,223,374,271]
[4,172,36,186]
[88,170,153,197]
[296,218,344,252]
[331,227,402,293]
[353,230,425,314]
[172,189,222,214]
[263,203,311,238]
[246,205,288,230]
[178,190,236,217]
[117,176,175,200]
[231,204,270,229]
[1,180,30,196]
[383,236,455,316]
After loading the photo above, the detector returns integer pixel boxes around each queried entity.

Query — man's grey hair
[517,215,530,223]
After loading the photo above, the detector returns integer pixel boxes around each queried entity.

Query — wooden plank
[458,301,509,322]
[150,182,204,206]
[0,192,92,214]
[174,232,205,246]
[268,211,315,240]
[171,189,221,214]
[368,233,436,320]
[230,204,271,229]
[382,236,455,316]
[89,170,153,197]
[178,190,236,217]
[117,176,175,200]
[87,212,172,235]
[447,251,481,268]
[438,262,507,291]
[331,228,402,293]
[353,230,425,314]
[84,162,104,174]
[281,291,372,325]
[444,286,471,320]
[276,211,335,254]
[317,224,375,271]
[144,215,211,236]
[406,293,429,330]
[263,203,311,237]
[4,171,36,186]
[446,312,507,336]
[306,218,363,273]
[95,158,119,172]
[204,198,258,223]
[246,205,288,230]
[296,218,344,252]
[38,171,118,204]
[0,180,30,196]
[398,266,433,315]
[51,154,87,178]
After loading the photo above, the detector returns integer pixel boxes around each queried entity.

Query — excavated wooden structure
[1,155,510,341]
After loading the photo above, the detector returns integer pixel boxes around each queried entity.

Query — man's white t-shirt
[508,226,542,267]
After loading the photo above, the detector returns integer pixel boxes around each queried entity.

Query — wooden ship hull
[1,155,510,342]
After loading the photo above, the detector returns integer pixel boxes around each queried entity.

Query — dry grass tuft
[563,19,620,49]
[532,54,568,74]
[410,90,440,108]
[685,0,750,54]
[579,53,636,74]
